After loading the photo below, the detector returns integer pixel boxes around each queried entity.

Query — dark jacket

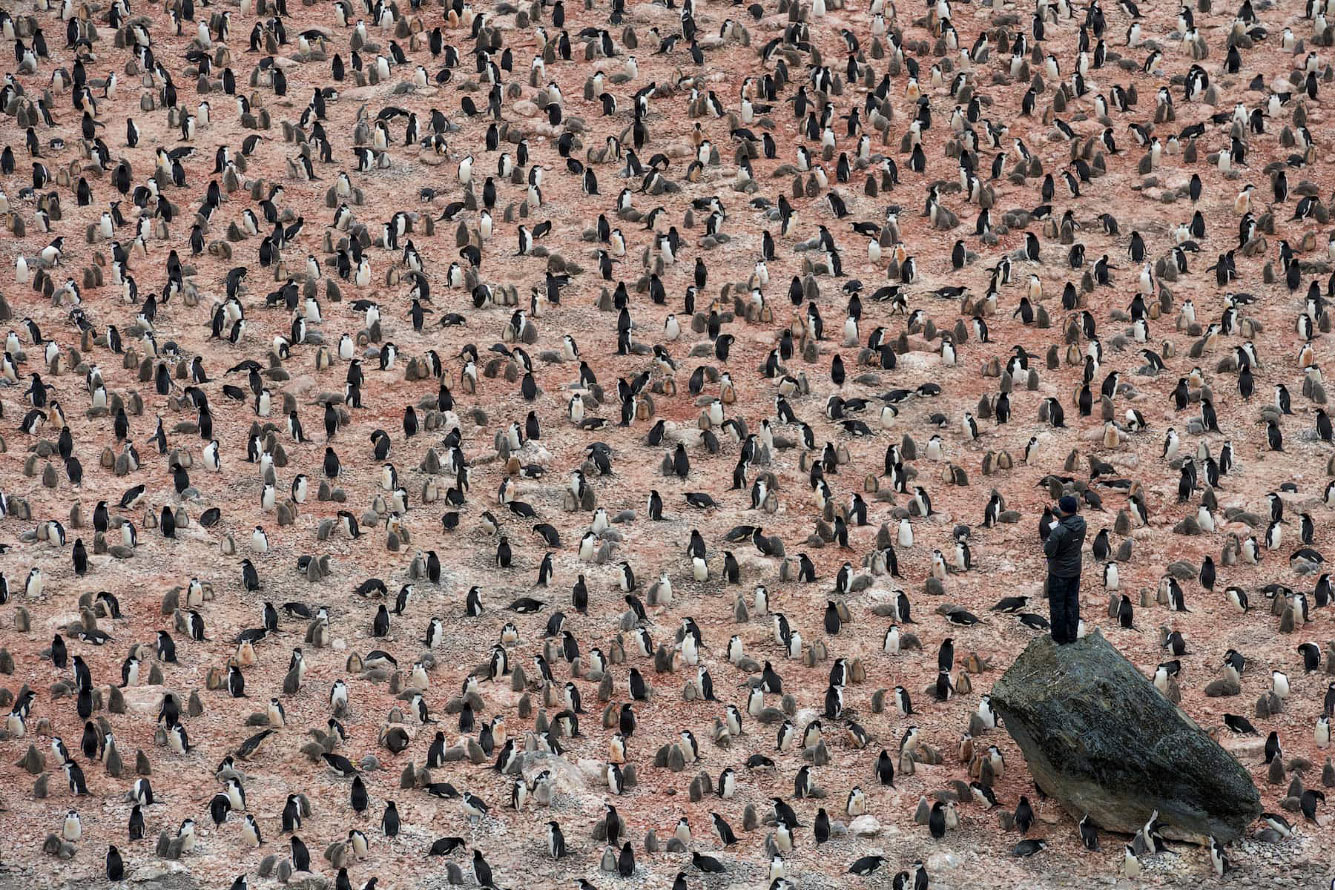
[1044,514,1087,578]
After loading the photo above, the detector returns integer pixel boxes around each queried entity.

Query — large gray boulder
[991,631,1261,843]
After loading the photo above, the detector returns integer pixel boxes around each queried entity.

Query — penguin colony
[1,0,1334,884]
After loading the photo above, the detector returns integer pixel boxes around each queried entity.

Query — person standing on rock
[1044,496,1087,645]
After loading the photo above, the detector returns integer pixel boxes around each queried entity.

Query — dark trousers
[1047,574,1081,644]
